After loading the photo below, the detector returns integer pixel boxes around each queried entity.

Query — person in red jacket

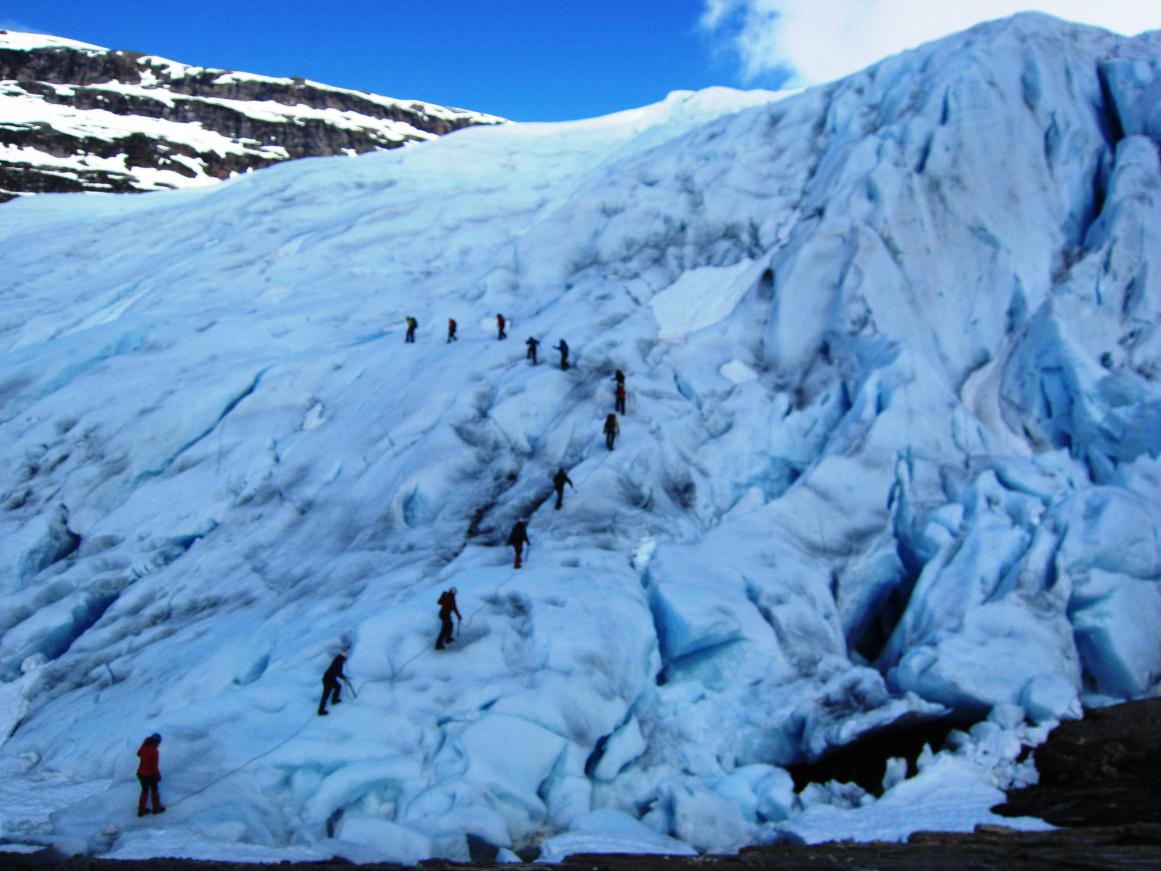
[136,733,165,817]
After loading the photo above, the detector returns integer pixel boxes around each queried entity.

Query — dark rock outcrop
[997,696,1161,827]
[0,31,503,202]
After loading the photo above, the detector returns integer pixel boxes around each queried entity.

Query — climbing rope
[356,563,521,693]
[165,710,317,810]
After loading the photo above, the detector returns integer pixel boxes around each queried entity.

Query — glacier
[0,12,1159,863]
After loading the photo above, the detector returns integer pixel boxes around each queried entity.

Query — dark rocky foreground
[12,698,1161,870]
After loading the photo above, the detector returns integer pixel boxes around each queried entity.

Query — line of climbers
[324,369,626,668]
[406,314,573,370]
[129,345,632,812]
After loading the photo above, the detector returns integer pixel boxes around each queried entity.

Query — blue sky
[4,2,1161,121]
[1,1,750,121]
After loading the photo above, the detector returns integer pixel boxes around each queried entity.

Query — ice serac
[0,11,1159,864]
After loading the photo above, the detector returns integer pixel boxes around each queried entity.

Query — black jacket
[323,653,347,684]
[438,591,461,620]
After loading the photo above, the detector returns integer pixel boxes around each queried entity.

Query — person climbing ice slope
[553,467,574,510]
[604,413,619,450]
[317,650,349,716]
[435,587,462,650]
[508,520,530,568]
[136,733,165,817]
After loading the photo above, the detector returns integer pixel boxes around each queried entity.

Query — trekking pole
[342,676,358,699]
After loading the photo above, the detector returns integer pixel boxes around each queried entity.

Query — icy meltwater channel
[1,13,1161,863]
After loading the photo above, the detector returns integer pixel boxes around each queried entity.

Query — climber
[405,316,418,343]
[435,587,462,650]
[526,336,540,365]
[497,313,507,340]
[604,413,619,451]
[136,733,165,817]
[614,368,625,385]
[447,318,458,342]
[615,381,627,415]
[507,520,531,569]
[317,650,348,716]
[555,339,570,370]
[553,467,574,511]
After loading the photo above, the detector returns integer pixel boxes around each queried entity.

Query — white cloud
[701,0,1161,85]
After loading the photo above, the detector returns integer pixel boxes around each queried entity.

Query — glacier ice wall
[0,12,1159,861]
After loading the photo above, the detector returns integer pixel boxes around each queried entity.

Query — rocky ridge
[0,30,503,201]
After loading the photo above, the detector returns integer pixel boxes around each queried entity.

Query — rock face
[0,30,503,201]
[999,697,1161,827]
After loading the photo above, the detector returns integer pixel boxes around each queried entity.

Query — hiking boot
[153,806,166,814]
[138,808,149,817]
[318,710,328,716]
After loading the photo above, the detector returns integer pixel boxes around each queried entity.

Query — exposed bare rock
[997,697,1161,827]
[0,30,503,202]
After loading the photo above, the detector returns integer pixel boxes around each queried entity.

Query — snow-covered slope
[1,12,1160,863]
[0,29,502,201]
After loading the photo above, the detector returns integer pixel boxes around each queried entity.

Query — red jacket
[137,739,160,777]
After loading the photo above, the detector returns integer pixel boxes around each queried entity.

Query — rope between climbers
[166,711,317,809]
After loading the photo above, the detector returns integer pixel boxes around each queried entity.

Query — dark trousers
[405,329,415,343]
[436,615,455,649]
[606,431,616,450]
[615,396,626,414]
[555,487,564,510]
[318,678,341,713]
[560,356,569,370]
[513,543,524,568]
[138,775,162,813]
[528,349,537,364]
